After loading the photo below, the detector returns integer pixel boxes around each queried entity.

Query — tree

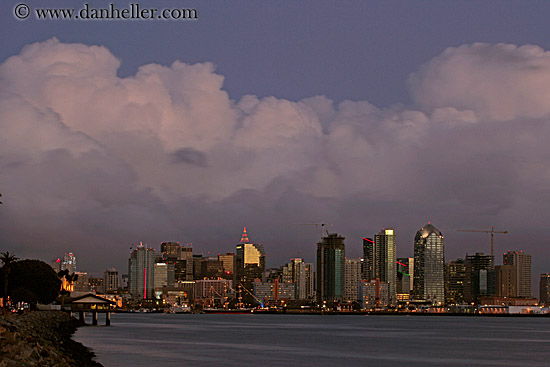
[1,251,19,307]
[5,260,61,306]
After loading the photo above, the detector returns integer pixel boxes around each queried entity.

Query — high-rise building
[281,258,315,300]
[344,258,362,302]
[128,243,157,299]
[464,253,494,303]
[103,268,119,293]
[503,251,532,298]
[218,253,236,282]
[359,279,390,310]
[413,223,445,305]
[362,237,374,280]
[445,259,466,304]
[153,262,175,298]
[316,233,345,304]
[235,227,266,294]
[161,242,181,261]
[495,265,516,298]
[539,273,550,305]
[52,252,77,274]
[396,257,414,301]
[374,228,397,304]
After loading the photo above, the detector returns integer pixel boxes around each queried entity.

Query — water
[74,313,550,367]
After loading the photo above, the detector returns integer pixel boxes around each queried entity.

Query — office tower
[540,273,550,305]
[316,233,345,304]
[235,227,266,293]
[200,257,225,279]
[396,257,414,301]
[52,252,77,274]
[153,262,175,298]
[464,253,494,303]
[218,253,236,282]
[281,258,315,300]
[174,245,193,281]
[362,237,374,280]
[359,279,390,309]
[503,251,532,298]
[103,268,119,293]
[161,242,181,261]
[445,259,466,304]
[344,258,362,302]
[128,243,156,299]
[374,228,397,304]
[413,223,445,305]
[73,272,89,292]
[495,265,516,298]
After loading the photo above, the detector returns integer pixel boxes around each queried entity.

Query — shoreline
[0,310,102,367]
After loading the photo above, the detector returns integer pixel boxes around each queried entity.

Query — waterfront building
[539,273,550,305]
[396,257,414,301]
[445,259,466,304]
[235,227,266,294]
[128,243,157,299]
[281,258,315,300]
[374,229,397,304]
[495,265,516,298]
[317,233,346,304]
[153,262,175,299]
[359,279,390,310]
[254,279,295,304]
[73,272,89,292]
[195,279,234,306]
[344,258,362,302]
[218,252,236,282]
[464,253,495,303]
[503,250,532,298]
[413,223,445,305]
[103,268,119,293]
[362,237,374,280]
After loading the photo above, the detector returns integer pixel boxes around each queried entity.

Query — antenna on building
[240,227,250,243]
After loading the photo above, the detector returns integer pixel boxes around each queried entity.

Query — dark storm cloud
[171,148,208,167]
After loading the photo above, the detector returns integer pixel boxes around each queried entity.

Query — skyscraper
[396,257,414,301]
[344,258,362,302]
[362,237,374,280]
[317,233,345,304]
[445,258,466,304]
[464,253,494,303]
[374,228,397,304]
[540,273,550,305]
[128,243,157,299]
[103,268,119,293]
[281,258,315,300]
[495,265,516,298]
[235,227,266,294]
[413,223,445,305]
[503,250,532,298]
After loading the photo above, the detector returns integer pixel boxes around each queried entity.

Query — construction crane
[456,226,508,266]
[294,222,333,238]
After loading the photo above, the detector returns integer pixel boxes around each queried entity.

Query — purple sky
[1,1,550,295]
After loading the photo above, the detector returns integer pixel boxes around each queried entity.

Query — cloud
[1,39,550,281]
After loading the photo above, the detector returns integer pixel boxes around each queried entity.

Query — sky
[1,1,550,294]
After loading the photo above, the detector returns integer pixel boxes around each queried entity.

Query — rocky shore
[0,311,102,367]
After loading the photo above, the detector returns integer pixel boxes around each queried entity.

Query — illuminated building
[161,242,181,261]
[235,227,266,294]
[396,257,414,301]
[317,233,345,304]
[374,229,397,304]
[153,262,175,299]
[539,273,550,305]
[362,237,374,280]
[52,252,77,274]
[359,279,390,309]
[218,253,236,282]
[445,259,466,304]
[128,243,157,299]
[495,265,516,298]
[344,258,362,302]
[413,223,445,305]
[464,253,494,303]
[282,258,315,300]
[103,268,119,293]
[503,250,532,298]
[254,279,295,303]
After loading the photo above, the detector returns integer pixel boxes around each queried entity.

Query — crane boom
[456,226,508,266]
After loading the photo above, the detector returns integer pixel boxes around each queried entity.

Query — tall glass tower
[413,223,445,305]
[317,233,345,304]
[235,227,266,293]
[374,229,397,304]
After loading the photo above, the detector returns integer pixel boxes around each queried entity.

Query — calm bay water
[74,313,550,367]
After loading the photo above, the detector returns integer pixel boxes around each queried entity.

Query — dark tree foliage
[3,259,61,305]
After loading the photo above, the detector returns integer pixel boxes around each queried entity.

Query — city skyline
[2,1,550,289]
